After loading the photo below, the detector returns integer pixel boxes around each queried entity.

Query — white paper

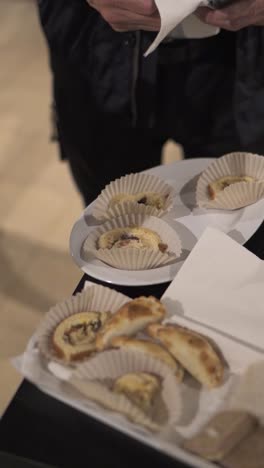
[145,0,219,56]
[162,227,264,351]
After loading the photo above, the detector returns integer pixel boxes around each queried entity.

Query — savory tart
[113,372,161,413]
[147,323,224,388]
[208,176,255,200]
[96,296,166,351]
[97,226,168,253]
[52,311,110,362]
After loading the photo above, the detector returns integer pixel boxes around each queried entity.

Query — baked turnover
[208,176,255,200]
[97,226,168,253]
[52,311,110,362]
[96,296,166,351]
[147,323,224,389]
[111,336,184,382]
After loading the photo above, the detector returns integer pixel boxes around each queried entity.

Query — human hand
[87,0,161,31]
[196,0,264,31]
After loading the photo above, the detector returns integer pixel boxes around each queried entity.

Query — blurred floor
[0,0,181,415]
[0,0,83,414]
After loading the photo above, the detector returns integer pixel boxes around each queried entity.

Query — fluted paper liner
[92,173,175,220]
[69,349,182,432]
[196,152,264,210]
[81,214,182,270]
[37,284,130,366]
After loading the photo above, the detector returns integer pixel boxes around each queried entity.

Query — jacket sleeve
[37,0,98,59]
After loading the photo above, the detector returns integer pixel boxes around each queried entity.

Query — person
[37,0,264,206]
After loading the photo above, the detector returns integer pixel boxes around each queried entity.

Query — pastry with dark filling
[97,227,168,253]
[109,192,168,210]
[52,311,110,362]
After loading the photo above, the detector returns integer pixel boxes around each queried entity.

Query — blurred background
[0,0,181,415]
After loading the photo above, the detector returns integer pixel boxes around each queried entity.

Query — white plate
[70,158,264,286]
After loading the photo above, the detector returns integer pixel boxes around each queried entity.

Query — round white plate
[70,158,264,286]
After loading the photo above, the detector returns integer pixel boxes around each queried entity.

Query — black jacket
[37,0,264,152]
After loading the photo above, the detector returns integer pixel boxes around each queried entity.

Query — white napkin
[145,0,219,56]
[162,227,264,351]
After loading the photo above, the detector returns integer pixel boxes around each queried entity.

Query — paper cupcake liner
[92,173,175,220]
[81,213,182,270]
[37,284,130,366]
[196,152,264,210]
[70,349,182,432]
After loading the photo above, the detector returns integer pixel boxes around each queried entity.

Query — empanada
[96,296,165,351]
[111,336,184,381]
[147,323,224,388]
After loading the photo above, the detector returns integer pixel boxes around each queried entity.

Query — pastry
[208,176,255,200]
[109,191,167,210]
[97,226,168,253]
[96,296,166,351]
[111,336,184,382]
[183,411,258,461]
[113,372,161,413]
[52,311,110,361]
[147,323,224,388]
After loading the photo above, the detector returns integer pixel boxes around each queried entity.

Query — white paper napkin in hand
[162,227,264,351]
[145,0,219,56]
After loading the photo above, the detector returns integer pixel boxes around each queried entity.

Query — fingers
[108,11,161,31]
[87,0,160,31]
[88,0,157,16]
[195,0,264,31]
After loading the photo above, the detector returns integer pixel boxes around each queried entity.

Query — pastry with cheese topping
[113,372,161,413]
[52,311,110,362]
[97,226,168,253]
[208,176,255,200]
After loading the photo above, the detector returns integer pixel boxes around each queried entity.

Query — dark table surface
[0,221,263,468]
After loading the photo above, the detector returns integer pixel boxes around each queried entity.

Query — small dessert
[97,226,168,253]
[208,176,255,200]
[147,323,224,388]
[111,336,184,382]
[113,372,161,414]
[108,192,167,210]
[183,411,258,461]
[52,311,110,361]
[96,296,166,351]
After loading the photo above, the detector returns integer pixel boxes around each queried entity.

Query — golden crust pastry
[146,323,224,388]
[52,311,110,362]
[113,372,161,413]
[96,296,166,351]
[111,336,184,382]
[208,176,255,200]
[97,226,167,253]
[109,192,167,210]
